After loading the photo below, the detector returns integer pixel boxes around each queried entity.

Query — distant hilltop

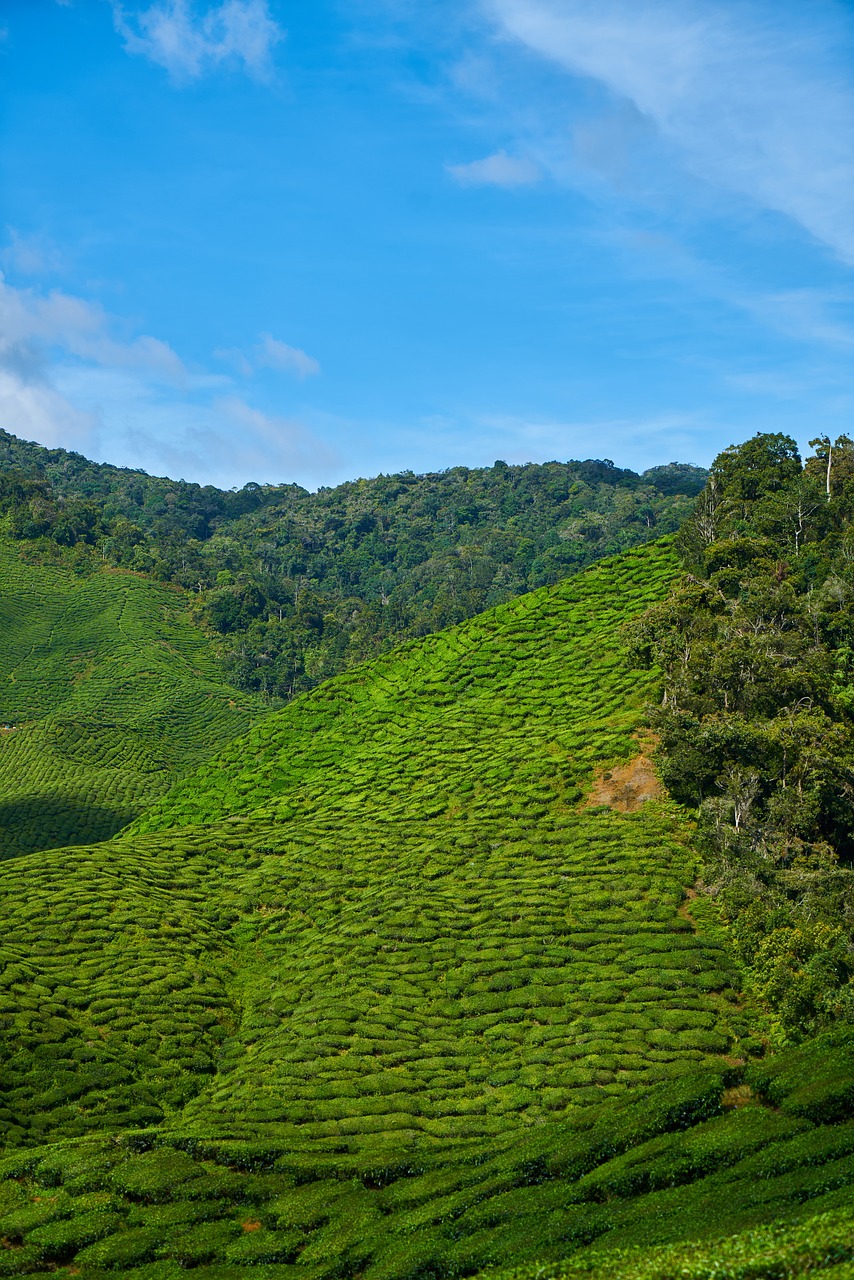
[0,427,707,701]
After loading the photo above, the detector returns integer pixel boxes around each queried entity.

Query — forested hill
[629,431,854,1044]
[0,428,705,698]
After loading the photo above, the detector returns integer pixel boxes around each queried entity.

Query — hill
[1,535,852,1277]
[0,538,263,859]
[0,428,706,699]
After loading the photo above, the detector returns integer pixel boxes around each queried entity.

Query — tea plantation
[0,540,263,858]
[1,538,852,1276]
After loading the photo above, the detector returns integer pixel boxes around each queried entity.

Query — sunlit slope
[1,1036,852,1278]
[0,540,262,857]
[135,538,681,835]
[0,539,745,1151]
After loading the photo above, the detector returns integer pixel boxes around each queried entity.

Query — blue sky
[0,0,852,489]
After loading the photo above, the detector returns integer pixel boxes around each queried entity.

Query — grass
[0,537,851,1275]
[0,539,263,857]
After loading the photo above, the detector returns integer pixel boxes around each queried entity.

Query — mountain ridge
[0,427,706,700]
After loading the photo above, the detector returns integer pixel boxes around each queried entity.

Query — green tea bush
[0,539,263,858]
[1,540,851,1276]
[0,1039,851,1277]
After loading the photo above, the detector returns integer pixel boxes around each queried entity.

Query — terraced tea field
[0,540,263,857]
[1,538,851,1276]
[134,539,683,835]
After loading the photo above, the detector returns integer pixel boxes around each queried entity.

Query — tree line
[628,432,854,1042]
[0,429,704,699]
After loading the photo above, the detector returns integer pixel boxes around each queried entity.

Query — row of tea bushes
[0,830,245,1147]
[0,540,264,856]
[4,538,836,1276]
[493,1207,854,1280]
[0,722,166,857]
[133,542,680,835]
[175,808,741,1138]
[0,543,751,1150]
[0,801,743,1150]
[0,1035,851,1277]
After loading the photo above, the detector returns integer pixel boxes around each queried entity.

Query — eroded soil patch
[584,740,664,812]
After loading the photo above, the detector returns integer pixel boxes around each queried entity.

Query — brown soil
[584,742,665,813]
[677,885,698,925]
[722,1084,754,1109]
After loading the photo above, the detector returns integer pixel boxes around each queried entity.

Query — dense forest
[629,432,854,1043]
[0,428,705,698]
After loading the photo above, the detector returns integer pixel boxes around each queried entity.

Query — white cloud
[255,333,320,377]
[485,0,854,263]
[0,274,336,488]
[743,289,854,352]
[570,102,652,185]
[0,274,188,383]
[213,345,253,377]
[447,149,541,188]
[465,408,719,467]
[49,365,336,487]
[724,371,811,400]
[214,395,335,473]
[1,230,66,278]
[0,367,98,452]
[215,333,321,378]
[112,0,284,82]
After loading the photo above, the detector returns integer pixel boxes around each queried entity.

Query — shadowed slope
[0,540,263,856]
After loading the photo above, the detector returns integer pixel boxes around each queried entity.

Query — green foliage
[0,539,802,1278]
[1,543,746,1155]
[628,434,854,1041]
[133,540,681,834]
[0,1037,851,1277]
[492,1204,854,1280]
[0,428,706,698]
[0,538,263,857]
[0,492,850,1277]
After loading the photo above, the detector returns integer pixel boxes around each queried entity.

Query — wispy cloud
[255,333,320,377]
[0,275,335,487]
[724,371,812,401]
[215,333,321,378]
[0,369,98,454]
[603,226,854,354]
[1,231,66,279]
[463,408,720,468]
[742,289,854,352]
[447,149,541,187]
[0,274,188,382]
[485,0,854,263]
[44,366,337,488]
[112,0,284,82]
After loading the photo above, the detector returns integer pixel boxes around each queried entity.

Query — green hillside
[0,539,263,858]
[2,536,851,1277]
[0,428,706,699]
